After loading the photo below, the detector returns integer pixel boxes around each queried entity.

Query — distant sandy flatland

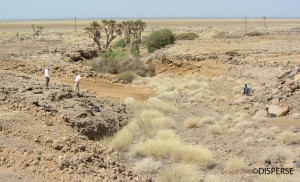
[1,18,300,30]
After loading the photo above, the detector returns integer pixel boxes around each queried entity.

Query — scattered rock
[267,105,289,117]
[276,69,292,79]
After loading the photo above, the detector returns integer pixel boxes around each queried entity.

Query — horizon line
[1,16,300,21]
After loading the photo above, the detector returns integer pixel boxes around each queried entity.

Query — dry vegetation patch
[277,131,300,144]
[184,117,201,128]
[133,157,162,175]
[157,163,200,182]
[209,124,223,134]
[171,145,215,167]
[110,127,133,151]
[132,130,181,158]
[224,156,248,174]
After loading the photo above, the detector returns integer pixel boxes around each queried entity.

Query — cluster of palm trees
[84,19,146,54]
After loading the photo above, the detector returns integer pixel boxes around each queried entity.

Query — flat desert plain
[0,19,300,182]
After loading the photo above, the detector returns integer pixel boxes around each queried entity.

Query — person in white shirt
[44,66,50,88]
[74,73,81,92]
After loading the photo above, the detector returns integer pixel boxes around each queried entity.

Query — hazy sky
[0,0,299,20]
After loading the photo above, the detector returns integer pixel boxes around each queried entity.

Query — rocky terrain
[0,71,149,181]
[0,19,300,181]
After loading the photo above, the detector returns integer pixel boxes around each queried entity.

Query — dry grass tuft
[110,128,133,151]
[132,130,181,158]
[200,117,216,125]
[224,156,248,173]
[157,163,200,182]
[133,129,214,167]
[144,97,178,114]
[184,117,201,128]
[158,90,179,101]
[133,157,162,175]
[171,145,215,167]
[136,110,175,136]
[209,124,223,134]
[277,131,300,144]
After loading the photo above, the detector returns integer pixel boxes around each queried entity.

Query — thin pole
[244,14,247,33]
[251,11,254,28]
[75,16,77,32]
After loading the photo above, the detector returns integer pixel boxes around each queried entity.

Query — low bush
[213,32,241,39]
[113,38,127,48]
[244,31,264,37]
[100,49,127,60]
[117,71,135,83]
[143,29,175,53]
[175,32,199,40]
[92,50,155,77]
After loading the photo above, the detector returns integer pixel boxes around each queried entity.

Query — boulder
[68,52,82,62]
[267,105,289,117]
[276,69,292,79]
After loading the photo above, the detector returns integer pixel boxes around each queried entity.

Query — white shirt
[45,68,50,78]
[75,75,81,82]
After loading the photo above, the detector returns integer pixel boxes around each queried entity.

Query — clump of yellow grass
[133,130,214,167]
[184,117,201,128]
[157,163,200,182]
[224,156,248,173]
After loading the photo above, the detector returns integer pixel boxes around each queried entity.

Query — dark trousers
[45,77,50,88]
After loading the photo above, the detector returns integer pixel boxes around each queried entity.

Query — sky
[0,0,299,20]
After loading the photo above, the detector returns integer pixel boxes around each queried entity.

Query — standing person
[74,73,81,92]
[242,84,251,96]
[44,66,50,88]
[246,84,251,96]
[243,84,247,96]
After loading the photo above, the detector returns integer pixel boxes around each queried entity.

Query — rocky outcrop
[267,105,289,117]
[64,49,98,62]
[0,72,131,140]
[277,69,292,79]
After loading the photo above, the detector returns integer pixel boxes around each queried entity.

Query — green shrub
[113,38,127,48]
[117,71,135,83]
[100,49,127,60]
[143,29,175,53]
[244,31,264,37]
[175,32,199,40]
[91,50,155,78]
